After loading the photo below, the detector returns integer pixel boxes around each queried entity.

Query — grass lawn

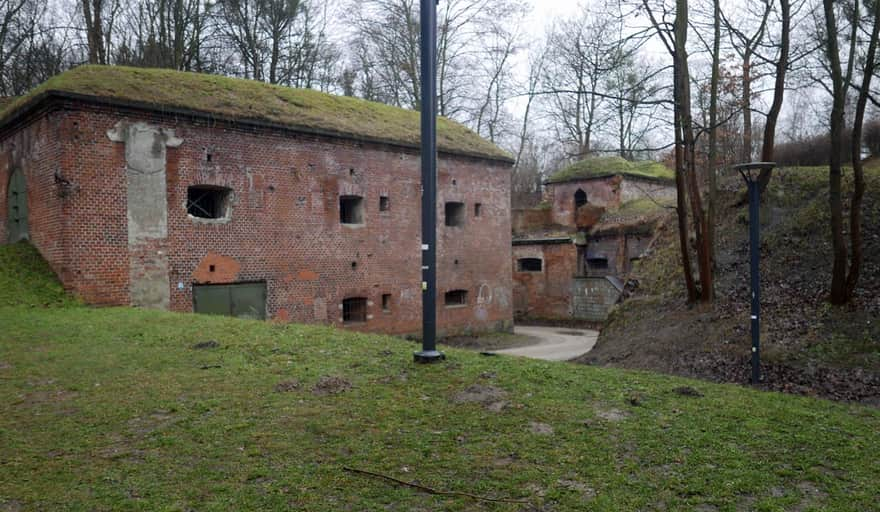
[1,244,878,511]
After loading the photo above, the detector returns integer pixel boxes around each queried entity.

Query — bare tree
[845,0,880,301]
[605,51,664,160]
[721,0,771,163]
[821,0,848,305]
[641,0,712,303]
[0,0,42,93]
[80,0,120,65]
[347,0,420,108]
[115,0,209,71]
[346,0,527,133]
[756,0,792,193]
[542,10,625,158]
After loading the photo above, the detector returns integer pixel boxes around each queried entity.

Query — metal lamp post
[731,162,775,384]
[414,0,444,363]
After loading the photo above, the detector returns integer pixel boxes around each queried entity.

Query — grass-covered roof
[0,96,17,109]
[0,65,512,162]
[547,156,674,183]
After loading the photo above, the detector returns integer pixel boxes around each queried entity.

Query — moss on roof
[0,65,512,162]
[0,96,18,109]
[547,156,674,183]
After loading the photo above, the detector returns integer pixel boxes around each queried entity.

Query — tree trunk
[846,0,880,299]
[707,0,720,296]
[676,0,712,302]
[823,0,848,305]
[757,0,790,193]
[673,0,698,303]
[82,0,106,64]
[741,51,752,163]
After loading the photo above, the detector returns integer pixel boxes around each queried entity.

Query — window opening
[382,294,391,312]
[379,196,390,211]
[343,297,368,323]
[340,195,365,224]
[444,289,468,306]
[187,186,231,219]
[474,203,482,217]
[587,257,609,270]
[445,202,466,227]
[517,258,543,272]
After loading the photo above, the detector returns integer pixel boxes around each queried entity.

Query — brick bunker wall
[11,104,513,336]
[0,112,67,278]
[512,242,577,319]
[546,176,621,227]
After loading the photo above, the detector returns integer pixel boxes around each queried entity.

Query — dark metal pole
[748,179,761,383]
[415,0,444,363]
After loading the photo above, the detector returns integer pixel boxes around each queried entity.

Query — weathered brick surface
[0,112,67,280]
[545,176,621,226]
[512,242,577,319]
[1,102,513,336]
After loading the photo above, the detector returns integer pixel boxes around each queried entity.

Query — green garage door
[193,282,267,320]
[7,168,28,243]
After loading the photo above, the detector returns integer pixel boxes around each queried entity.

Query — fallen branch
[342,466,532,504]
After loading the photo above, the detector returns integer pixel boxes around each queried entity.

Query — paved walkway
[493,325,599,361]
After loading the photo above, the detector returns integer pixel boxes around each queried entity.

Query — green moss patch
[548,156,674,183]
[0,65,511,162]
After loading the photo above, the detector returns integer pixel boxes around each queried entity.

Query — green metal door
[193,282,266,320]
[193,284,232,317]
[7,168,28,242]
[230,282,267,320]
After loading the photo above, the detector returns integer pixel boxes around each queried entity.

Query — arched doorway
[7,168,28,242]
[574,188,587,209]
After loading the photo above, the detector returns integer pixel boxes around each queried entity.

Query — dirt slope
[578,166,880,404]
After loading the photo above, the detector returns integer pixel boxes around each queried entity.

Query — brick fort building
[0,66,514,336]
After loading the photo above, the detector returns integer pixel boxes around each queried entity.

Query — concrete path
[492,325,599,361]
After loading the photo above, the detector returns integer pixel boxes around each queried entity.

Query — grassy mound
[547,156,674,183]
[585,166,880,401]
[0,65,511,162]
[0,242,76,308]
[1,243,878,510]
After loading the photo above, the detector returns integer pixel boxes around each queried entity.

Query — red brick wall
[511,208,553,235]
[546,176,622,227]
[0,112,67,279]
[512,242,577,319]
[6,103,513,336]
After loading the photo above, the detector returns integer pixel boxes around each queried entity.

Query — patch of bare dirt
[191,340,220,349]
[274,379,300,392]
[557,479,596,499]
[673,386,704,397]
[451,384,509,412]
[528,422,554,435]
[593,407,630,422]
[312,376,353,395]
[127,410,179,437]
[0,499,23,512]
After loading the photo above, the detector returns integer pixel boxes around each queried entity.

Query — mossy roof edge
[0,65,514,164]
[546,156,674,184]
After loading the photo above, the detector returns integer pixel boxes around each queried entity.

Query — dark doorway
[6,168,28,242]
[574,189,587,209]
